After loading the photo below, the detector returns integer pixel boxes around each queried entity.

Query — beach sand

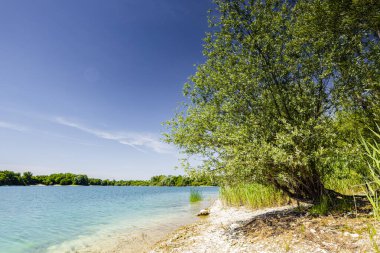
[151,200,380,253]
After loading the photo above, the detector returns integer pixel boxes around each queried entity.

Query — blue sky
[0,0,213,179]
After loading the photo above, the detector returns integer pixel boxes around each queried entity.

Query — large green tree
[166,0,380,203]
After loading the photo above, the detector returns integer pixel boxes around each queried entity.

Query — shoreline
[150,200,380,253]
[46,197,217,253]
[47,213,198,253]
[150,200,294,253]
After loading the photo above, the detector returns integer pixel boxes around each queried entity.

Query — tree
[175,175,184,186]
[0,171,23,185]
[101,179,111,186]
[89,178,102,185]
[73,175,89,186]
[60,178,72,185]
[166,0,380,203]
[150,175,167,186]
[22,171,34,185]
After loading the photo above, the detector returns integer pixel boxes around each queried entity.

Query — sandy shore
[151,200,380,253]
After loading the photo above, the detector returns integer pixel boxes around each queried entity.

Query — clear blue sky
[0,0,213,179]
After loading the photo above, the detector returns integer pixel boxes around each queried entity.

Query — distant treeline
[0,170,217,186]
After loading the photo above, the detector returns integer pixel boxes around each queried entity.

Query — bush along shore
[0,170,217,187]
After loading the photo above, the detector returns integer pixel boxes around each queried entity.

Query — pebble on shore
[197,209,210,216]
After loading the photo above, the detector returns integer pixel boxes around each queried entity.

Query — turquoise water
[0,186,219,253]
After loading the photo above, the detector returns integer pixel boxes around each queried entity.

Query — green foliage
[22,172,34,185]
[368,224,380,253]
[0,170,217,187]
[73,175,89,186]
[189,188,203,203]
[308,197,353,215]
[220,183,289,209]
[41,173,76,185]
[149,174,216,187]
[309,195,330,216]
[0,171,24,186]
[165,0,380,203]
[362,127,380,220]
[59,177,72,185]
[324,171,363,195]
[89,178,102,185]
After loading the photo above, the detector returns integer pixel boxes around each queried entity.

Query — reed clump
[189,188,203,203]
[362,128,380,220]
[220,183,289,209]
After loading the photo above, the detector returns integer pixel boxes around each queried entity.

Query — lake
[0,186,219,253]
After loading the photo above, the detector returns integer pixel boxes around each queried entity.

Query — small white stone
[229,223,240,231]
[351,233,359,238]
[310,228,316,233]
[197,209,210,216]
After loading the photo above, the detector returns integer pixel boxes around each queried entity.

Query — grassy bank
[324,175,364,196]
[220,183,289,209]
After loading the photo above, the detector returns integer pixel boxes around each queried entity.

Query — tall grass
[324,172,364,195]
[362,127,380,220]
[189,188,203,203]
[220,183,289,209]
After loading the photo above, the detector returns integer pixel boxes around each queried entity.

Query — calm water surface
[0,186,219,253]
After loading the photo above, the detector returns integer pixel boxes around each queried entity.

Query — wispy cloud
[54,117,174,154]
[0,121,27,132]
